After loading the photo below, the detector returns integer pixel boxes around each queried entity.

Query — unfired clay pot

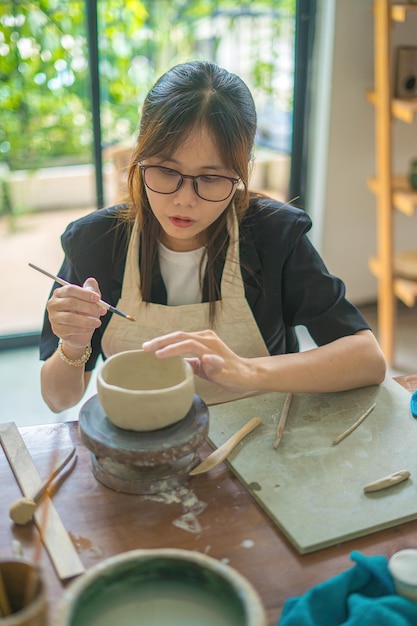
[97,350,195,431]
[54,548,267,626]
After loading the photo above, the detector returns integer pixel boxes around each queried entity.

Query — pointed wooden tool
[189,417,262,476]
[273,392,293,450]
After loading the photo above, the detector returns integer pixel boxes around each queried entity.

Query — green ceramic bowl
[54,548,266,626]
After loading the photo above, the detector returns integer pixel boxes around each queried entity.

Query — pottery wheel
[79,394,209,495]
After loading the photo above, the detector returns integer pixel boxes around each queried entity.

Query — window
[0,0,297,343]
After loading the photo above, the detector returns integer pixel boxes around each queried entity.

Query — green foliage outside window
[0,0,295,171]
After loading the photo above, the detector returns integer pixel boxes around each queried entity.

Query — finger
[143,332,193,351]
[146,339,211,360]
[183,355,224,378]
[201,353,225,375]
[184,355,225,383]
[143,330,218,353]
[47,305,103,344]
[49,304,104,327]
[83,277,102,299]
[49,286,105,318]
[53,312,102,332]
[51,284,101,307]
[184,357,204,377]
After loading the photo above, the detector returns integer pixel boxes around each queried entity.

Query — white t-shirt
[158,241,207,306]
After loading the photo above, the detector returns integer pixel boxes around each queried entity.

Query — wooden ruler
[0,422,85,580]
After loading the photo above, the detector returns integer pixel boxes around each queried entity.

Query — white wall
[307,0,417,304]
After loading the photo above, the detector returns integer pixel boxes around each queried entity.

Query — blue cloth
[410,390,417,418]
[279,551,417,625]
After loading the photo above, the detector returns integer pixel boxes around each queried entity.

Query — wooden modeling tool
[332,402,376,445]
[363,469,410,493]
[274,392,293,450]
[189,417,262,475]
[0,422,85,580]
[9,447,76,525]
[28,262,135,322]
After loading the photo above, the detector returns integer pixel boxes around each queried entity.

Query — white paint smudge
[241,539,254,549]
[144,487,207,534]
[88,545,104,559]
[173,512,202,534]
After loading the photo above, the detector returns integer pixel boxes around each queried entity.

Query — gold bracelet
[58,339,92,367]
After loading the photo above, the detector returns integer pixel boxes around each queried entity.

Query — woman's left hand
[142,330,254,393]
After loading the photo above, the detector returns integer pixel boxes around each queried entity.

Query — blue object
[278,551,417,625]
[410,390,417,418]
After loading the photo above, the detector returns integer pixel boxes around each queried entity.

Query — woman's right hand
[46,277,106,348]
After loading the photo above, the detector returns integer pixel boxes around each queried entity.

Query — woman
[40,61,386,413]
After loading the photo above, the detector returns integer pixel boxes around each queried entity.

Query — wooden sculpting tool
[363,469,410,493]
[28,262,135,321]
[0,422,85,580]
[189,417,262,475]
[9,447,76,525]
[332,402,376,445]
[274,392,293,450]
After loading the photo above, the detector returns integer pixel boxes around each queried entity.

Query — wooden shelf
[392,99,417,123]
[369,255,417,307]
[366,91,417,123]
[395,278,417,306]
[391,3,417,22]
[367,174,417,215]
[393,177,417,214]
[368,0,417,364]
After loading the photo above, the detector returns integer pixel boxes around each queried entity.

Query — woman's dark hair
[126,61,257,321]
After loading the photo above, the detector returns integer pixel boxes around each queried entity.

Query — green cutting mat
[207,377,417,554]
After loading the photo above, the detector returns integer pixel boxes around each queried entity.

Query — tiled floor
[1,302,415,428]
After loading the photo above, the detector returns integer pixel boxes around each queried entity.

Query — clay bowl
[54,548,266,626]
[96,350,195,432]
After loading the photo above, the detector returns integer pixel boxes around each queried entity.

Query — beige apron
[102,211,269,405]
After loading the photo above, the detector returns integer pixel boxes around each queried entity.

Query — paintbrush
[29,262,135,322]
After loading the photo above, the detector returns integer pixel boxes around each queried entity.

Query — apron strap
[123,207,246,301]
[221,208,246,299]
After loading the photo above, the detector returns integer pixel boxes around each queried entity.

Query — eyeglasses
[139,164,240,202]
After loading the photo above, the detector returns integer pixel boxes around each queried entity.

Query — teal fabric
[410,389,417,418]
[279,551,417,625]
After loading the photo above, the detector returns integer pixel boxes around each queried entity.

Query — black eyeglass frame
[138,163,240,202]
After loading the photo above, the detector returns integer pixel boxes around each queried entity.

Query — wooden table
[1,375,416,626]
